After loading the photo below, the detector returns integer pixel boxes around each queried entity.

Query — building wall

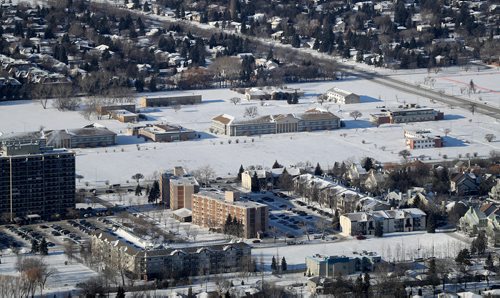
[390,110,439,123]
[241,172,253,190]
[192,194,269,238]
[159,173,173,207]
[70,134,116,148]
[170,183,195,210]
[140,95,202,107]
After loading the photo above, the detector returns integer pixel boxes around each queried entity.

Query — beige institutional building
[192,191,269,238]
[211,108,341,136]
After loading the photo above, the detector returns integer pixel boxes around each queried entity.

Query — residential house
[362,169,387,192]
[339,208,426,236]
[458,207,487,236]
[458,206,500,246]
[451,172,481,195]
[490,180,500,200]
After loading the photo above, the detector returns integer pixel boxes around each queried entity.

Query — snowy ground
[0,250,98,296]
[253,231,470,270]
[2,78,500,187]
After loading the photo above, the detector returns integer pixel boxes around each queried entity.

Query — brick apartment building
[192,191,268,238]
[0,142,75,221]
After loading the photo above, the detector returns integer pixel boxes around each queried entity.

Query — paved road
[88,1,500,120]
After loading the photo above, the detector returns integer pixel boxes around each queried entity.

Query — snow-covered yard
[253,231,470,270]
[0,250,98,296]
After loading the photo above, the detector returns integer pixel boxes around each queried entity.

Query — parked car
[356,234,366,240]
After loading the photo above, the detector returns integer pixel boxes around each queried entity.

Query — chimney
[225,191,240,202]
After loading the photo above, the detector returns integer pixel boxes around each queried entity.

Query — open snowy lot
[1,74,499,186]
[0,250,98,296]
[253,231,470,270]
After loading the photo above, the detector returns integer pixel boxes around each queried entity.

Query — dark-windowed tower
[0,141,75,221]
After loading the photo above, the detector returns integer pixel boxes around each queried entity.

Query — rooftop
[195,191,267,209]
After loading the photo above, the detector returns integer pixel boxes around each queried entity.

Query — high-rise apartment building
[0,142,75,221]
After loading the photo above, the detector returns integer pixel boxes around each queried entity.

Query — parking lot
[244,191,336,240]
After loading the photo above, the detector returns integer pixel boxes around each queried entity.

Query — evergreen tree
[31,239,39,253]
[237,165,244,182]
[251,172,260,192]
[187,286,193,298]
[455,248,472,266]
[266,48,273,61]
[272,160,282,169]
[39,238,48,255]
[486,253,494,270]
[148,76,157,92]
[271,256,277,271]
[116,287,126,298]
[135,184,142,196]
[427,212,436,233]
[291,34,301,48]
[314,163,323,176]
[281,257,287,271]
[363,272,371,293]
[362,157,374,172]
[134,78,144,92]
[278,168,293,191]
[148,181,160,203]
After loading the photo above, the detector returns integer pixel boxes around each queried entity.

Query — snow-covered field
[1,75,499,186]
[0,251,98,296]
[385,65,500,107]
[253,231,470,270]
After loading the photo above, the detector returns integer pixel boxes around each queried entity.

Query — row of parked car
[6,225,55,247]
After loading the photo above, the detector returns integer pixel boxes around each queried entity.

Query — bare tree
[399,149,411,161]
[317,94,327,105]
[350,110,362,120]
[444,128,451,136]
[485,134,496,142]
[192,165,216,186]
[229,97,241,105]
[173,104,181,113]
[16,257,56,297]
[63,241,76,263]
[244,106,259,118]
[0,275,29,297]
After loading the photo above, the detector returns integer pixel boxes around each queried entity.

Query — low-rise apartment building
[110,109,138,123]
[137,124,197,142]
[306,252,381,277]
[404,129,443,149]
[370,108,444,125]
[325,87,360,104]
[340,208,426,236]
[91,231,251,280]
[211,108,341,136]
[139,94,202,107]
[45,126,117,148]
[192,191,269,238]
